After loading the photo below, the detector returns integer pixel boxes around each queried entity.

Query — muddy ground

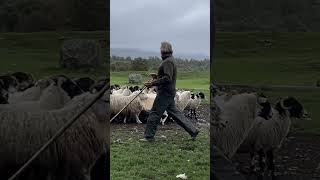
[233,132,320,180]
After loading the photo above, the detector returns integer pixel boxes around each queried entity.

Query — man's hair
[160,41,173,54]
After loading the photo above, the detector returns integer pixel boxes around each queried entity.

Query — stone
[128,73,143,84]
[60,39,102,69]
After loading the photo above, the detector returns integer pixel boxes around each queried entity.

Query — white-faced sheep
[239,96,310,178]
[0,91,109,179]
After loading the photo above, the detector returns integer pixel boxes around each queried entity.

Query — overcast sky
[111,0,210,57]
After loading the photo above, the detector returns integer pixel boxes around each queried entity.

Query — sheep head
[279,97,311,120]
[0,75,18,93]
[11,72,35,91]
[51,75,84,98]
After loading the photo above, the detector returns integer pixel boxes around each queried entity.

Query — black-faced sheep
[11,72,35,91]
[74,77,95,92]
[239,96,311,179]
[0,74,18,94]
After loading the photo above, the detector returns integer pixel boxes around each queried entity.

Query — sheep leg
[135,114,142,124]
[160,111,168,125]
[258,149,266,178]
[194,109,198,120]
[266,150,276,180]
[249,151,256,173]
[123,116,127,124]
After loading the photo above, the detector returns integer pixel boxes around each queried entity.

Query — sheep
[0,74,18,94]
[50,75,84,99]
[122,87,132,96]
[111,88,124,95]
[0,80,8,104]
[8,75,83,104]
[11,72,35,91]
[7,78,52,104]
[139,90,169,125]
[0,81,71,113]
[239,96,310,178]
[175,90,191,111]
[111,90,148,124]
[211,91,265,159]
[188,92,205,120]
[91,77,109,93]
[73,77,95,92]
[0,91,109,179]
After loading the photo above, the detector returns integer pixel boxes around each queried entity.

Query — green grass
[111,70,210,179]
[111,125,210,180]
[0,31,108,79]
[213,32,320,133]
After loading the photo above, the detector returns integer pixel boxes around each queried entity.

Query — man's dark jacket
[151,56,177,97]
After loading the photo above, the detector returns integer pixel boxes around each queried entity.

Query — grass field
[213,32,320,134]
[110,124,210,180]
[0,31,108,79]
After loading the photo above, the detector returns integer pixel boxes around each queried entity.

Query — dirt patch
[232,133,320,180]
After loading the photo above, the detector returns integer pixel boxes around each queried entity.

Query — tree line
[110,56,210,72]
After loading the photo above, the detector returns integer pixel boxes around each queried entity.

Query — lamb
[239,96,310,178]
[0,91,109,179]
[111,90,148,124]
[211,90,265,159]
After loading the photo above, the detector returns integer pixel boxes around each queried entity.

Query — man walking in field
[141,41,199,142]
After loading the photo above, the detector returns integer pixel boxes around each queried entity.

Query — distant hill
[111,48,209,60]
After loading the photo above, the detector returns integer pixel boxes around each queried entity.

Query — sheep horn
[280,98,291,110]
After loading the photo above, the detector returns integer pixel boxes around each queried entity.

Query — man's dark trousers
[144,94,198,139]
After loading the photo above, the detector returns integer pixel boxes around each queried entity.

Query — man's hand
[149,73,158,79]
[144,81,153,88]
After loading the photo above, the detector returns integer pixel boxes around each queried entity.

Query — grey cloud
[111,0,210,59]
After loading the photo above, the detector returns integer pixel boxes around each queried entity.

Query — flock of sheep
[0,72,109,179]
[110,85,205,124]
[211,85,311,179]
